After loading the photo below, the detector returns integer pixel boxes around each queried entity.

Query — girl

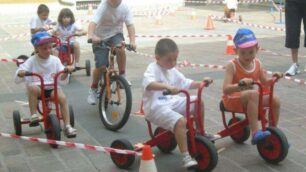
[53,8,87,67]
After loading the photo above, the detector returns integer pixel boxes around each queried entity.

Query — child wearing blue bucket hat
[14,31,77,137]
[222,28,283,145]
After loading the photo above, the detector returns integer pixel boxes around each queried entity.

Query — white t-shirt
[223,0,238,10]
[92,0,133,40]
[53,23,82,42]
[30,16,54,32]
[142,62,193,115]
[15,55,64,89]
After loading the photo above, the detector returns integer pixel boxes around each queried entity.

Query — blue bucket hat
[233,28,257,48]
[31,31,55,46]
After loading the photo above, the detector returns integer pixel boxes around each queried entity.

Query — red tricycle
[12,69,75,148]
[53,34,91,78]
[109,81,218,172]
[216,76,289,164]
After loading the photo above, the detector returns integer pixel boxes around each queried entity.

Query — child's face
[62,16,71,26]
[38,12,49,21]
[36,43,53,59]
[236,45,258,64]
[156,51,178,70]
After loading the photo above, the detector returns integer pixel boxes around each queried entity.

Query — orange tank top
[231,57,261,84]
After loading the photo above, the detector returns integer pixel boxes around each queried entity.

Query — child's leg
[73,42,80,64]
[174,117,188,153]
[240,90,259,134]
[52,89,70,126]
[263,95,280,126]
[27,85,40,115]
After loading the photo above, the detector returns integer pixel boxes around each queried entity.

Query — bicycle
[110,81,218,171]
[88,39,134,131]
[13,68,75,148]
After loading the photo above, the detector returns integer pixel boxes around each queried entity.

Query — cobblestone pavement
[0,2,305,172]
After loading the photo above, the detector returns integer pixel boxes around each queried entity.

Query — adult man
[87,0,136,105]
[284,0,306,76]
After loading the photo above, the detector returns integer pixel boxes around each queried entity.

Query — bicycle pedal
[29,122,39,127]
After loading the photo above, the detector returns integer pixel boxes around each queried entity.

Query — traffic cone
[190,11,197,20]
[225,35,236,55]
[134,100,144,115]
[88,4,93,15]
[204,15,215,30]
[139,145,157,172]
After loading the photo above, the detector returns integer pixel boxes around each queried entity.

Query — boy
[87,0,136,105]
[30,4,56,35]
[15,32,77,137]
[222,28,283,145]
[142,38,218,169]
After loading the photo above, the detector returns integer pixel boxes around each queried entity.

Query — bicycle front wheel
[98,75,132,131]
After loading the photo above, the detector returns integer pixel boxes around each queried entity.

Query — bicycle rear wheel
[98,75,132,131]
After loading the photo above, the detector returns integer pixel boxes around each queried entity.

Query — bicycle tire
[98,75,132,131]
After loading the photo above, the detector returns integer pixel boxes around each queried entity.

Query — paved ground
[0,2,306,172]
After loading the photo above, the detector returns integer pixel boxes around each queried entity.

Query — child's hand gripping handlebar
[87,39,136,52]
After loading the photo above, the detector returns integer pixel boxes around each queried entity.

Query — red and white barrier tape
[260,48,306,58]
[211,16,285,32]
[0,132,141,156]
[0,58,21,63]
[185,0,270,4]
[177,60,306,85]
[134,33,227,38]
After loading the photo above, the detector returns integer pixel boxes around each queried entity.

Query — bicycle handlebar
[87,39,136,52]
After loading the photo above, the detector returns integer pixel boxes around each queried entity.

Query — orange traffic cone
[139,145,157,172]
[134,100,144,115]
[204,15,215,30]
[88,4,93,15]
[225,35,236,55]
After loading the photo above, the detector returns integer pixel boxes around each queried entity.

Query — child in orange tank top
[222,28,283,145]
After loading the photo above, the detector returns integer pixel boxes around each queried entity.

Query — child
[30,4,56,35]
[52,8,87,67]
[142,38,218,169]
[15,32,77,137]
[223,0,238,20]
[222,28,283,145]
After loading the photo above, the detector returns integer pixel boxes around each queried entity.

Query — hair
[37,4,49,15]
[57,8,75,25]
[155,38,178,56]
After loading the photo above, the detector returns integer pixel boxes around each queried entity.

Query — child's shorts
[57,42,74,53]
[222,92,244,113]
[146,96,197,132]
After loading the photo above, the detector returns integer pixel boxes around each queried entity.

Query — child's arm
[259,67,283,86]
[223,63,241,94]
[189,77,213,89]
[146,82,179,95]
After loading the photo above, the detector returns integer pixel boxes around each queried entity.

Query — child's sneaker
[285,63,300,76]
[30,114,40,124]
[182,154,198,169]
[251,130,271,145]
[64,125,77,138]
[87,88,97,105]
[204,132,221,141]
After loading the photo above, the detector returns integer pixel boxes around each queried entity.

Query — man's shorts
[92,33,125,68]
[285,1,306,48]
[145,96,197,132]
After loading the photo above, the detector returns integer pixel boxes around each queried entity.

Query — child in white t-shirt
[30,4,56,35]
[142,38,218,169]
[223,0,239,19]
[15,32,76,137]
[53,8,86,67]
